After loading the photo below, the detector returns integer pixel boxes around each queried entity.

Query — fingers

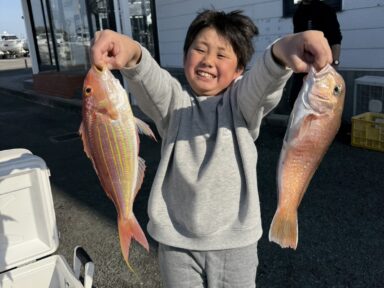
[90,31,102,66]
[90,31,106,70]
[94,31,101,42]
[275,31,333,73]
[302,31,332,71]
[90,30,139,70]
[90,29,118,70]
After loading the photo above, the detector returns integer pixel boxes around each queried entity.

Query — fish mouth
[311,64,333,76]
[93,65,105,73]
[311,92,329,102]
[310,86,331,100]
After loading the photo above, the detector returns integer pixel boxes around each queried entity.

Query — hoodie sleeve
[120,46,184,137]
[234,45,292,134]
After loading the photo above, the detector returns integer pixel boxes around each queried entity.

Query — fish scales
[94,118,135,209]
[269,64,345,250]
[79,66,156,272]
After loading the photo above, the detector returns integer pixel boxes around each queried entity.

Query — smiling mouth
[196,70,215,79]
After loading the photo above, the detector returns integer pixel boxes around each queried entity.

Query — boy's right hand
[91,29,142,70]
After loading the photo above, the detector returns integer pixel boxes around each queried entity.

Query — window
[28,0,117,71]
[283,0,342,18]
[128,0,159,63]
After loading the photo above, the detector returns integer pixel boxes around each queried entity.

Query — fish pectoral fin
[268,207,298,250]
[134,117,157,142]
[96,108,119,121]
[295,114,318,142]
[96,98,119,120]
[134,157,146,199]
[108,107,119,120]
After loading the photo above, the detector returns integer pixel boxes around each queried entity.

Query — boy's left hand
[272,30,333,73]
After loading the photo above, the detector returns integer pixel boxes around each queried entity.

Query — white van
[0,34,28,57]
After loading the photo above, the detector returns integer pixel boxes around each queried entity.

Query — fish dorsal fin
[134,117,157,142]
[134,157,146,199]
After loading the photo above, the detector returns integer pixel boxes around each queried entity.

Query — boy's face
[184,27,243,96]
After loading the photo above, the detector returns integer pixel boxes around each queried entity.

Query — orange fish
[269,64,345,249]
[79,66,156,269]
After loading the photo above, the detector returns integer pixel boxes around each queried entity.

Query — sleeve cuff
[264,41,292,74]
[120,44,152,81]
[263,45,292,80]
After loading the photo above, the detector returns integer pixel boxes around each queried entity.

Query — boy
[91,9,332,288]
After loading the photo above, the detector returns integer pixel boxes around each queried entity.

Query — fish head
[82,65,124,120]
[307,65,345,115]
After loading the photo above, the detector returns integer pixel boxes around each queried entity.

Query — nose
[201,52,215,67]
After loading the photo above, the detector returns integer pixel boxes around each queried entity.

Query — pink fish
[269,64,345,249]
[79,66,156,268]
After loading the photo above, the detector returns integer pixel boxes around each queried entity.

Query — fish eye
[85,87,92,95]
[333,85,342,96]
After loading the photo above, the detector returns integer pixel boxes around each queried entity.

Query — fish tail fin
[118,214,149,263]
[118,215,149,282]
[268,208,298,250]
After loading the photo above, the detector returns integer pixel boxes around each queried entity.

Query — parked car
[0,33,28,57]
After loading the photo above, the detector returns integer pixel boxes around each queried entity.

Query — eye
[333,84,342,96]
[84,87,92,95]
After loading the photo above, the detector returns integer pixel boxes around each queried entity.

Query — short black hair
[183,9,259,70]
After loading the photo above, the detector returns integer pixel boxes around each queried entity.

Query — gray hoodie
[121,45,292,250]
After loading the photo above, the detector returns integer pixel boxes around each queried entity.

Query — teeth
[197,71,214,79]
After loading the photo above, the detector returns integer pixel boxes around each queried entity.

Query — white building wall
[155,0,384,71]
[338,1,384,70]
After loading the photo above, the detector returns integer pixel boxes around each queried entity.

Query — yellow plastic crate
[351,112,384,152]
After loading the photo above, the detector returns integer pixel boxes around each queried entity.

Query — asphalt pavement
[0,58,383,287]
